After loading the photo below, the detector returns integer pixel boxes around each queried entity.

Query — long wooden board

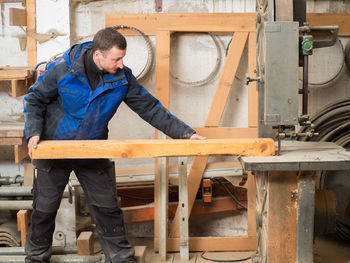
[154,236,257,252]
[106,13,255,35]
[32,139,275,159]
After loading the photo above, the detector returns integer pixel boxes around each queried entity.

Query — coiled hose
[299,98,350,241]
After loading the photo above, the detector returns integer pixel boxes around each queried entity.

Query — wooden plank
[157,15,255,32]
[134,246,146,263]
[154,236,258,252]
[23,163,34,187]
[154,30,171,253]
[17,210,30,247]
[0,67,33,79]
[267,171,297,263]
[123,196,246,224]
[248,32,258,127]
[193,127,257,139]
[155,30,171,107]
[15,142,28,163]
[26,0,36,66]
[247,172,257,237]
[11,78,32,98]
[307,13,350,36]
[116,161,242,177]
[77,231,93,255]
[205,32,249,127]
[275,0,293,21]
[9,8,26,26]
[0,123,24,137]
[106,13,255,35]
[31,139,275,159]
[106,13,350,37]
[106,14,158,35]
[0,137,23,145]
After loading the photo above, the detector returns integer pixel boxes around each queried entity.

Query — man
[24,27,205,263]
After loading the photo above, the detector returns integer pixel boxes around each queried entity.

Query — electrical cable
[112,25,154,82]
[212,178,247,210]
[200,251,253,262]
[170,33,222,87]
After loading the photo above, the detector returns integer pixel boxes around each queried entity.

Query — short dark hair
[92,27,127,53]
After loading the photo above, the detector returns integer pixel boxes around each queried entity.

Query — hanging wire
[170,33,222,87]
[112,25,154,82]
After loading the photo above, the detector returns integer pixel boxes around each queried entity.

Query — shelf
[0,67,34,98]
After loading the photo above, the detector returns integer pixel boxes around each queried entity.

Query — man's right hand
[28,135,40,159]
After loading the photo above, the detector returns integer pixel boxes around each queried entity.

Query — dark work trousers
[25,159,135,263]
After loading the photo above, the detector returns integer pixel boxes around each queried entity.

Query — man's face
[94,46,126,74]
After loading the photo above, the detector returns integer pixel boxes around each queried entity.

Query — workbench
[240,141,350,263]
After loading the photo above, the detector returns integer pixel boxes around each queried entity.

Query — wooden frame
[106,13,259,253]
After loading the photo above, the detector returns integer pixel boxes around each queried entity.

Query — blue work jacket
[24,42,195,142]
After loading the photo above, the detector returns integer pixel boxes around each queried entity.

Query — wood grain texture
[31,139,275,159]
[267,171,297,263]
[106,13,255,35]
[154,236,257,252]
[205,32,248,127]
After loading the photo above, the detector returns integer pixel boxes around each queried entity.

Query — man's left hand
[189,133,206,140]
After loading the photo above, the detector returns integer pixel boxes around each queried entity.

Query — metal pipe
[0,255,103,263]
[0,187,33,196]
[302,55,309,115]
[0,176,24,185]
[0,187,69,198]
[0,246,77,255]
[0,200,32,210]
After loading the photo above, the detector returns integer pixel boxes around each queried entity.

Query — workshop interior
[0,0,350,262]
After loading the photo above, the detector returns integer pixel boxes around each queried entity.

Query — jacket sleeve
[123,69,195,139]
[23,62,60,140]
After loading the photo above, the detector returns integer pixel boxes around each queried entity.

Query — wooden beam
[0,137,23,145]
[26,0,36,66]
[11,78,32,98]
[77,231,93,255]
[0,67,33,80]
[307,13,350,36]
[9,8,26,26]
[0,123,24,137]
[247,172,257,237]
[248,32,258,127]
[267,171,297,263]
[205,32,249,127]
[106,13,350,37]
[17,210,30,247]
[155,30,171,107]
[275,0,293,21]
[154,236,257,252]
[31,139,275,159]
[106,13,255,35]
[15,142,28,163]
[123,196,246,224]
[193,127,257,139]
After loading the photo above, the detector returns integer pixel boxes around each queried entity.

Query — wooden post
[26,0,37,66]
[17,210,30,247]
[77,231,94,255]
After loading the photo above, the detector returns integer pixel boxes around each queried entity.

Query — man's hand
[28,135,40,159]
[189,133,206,140]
